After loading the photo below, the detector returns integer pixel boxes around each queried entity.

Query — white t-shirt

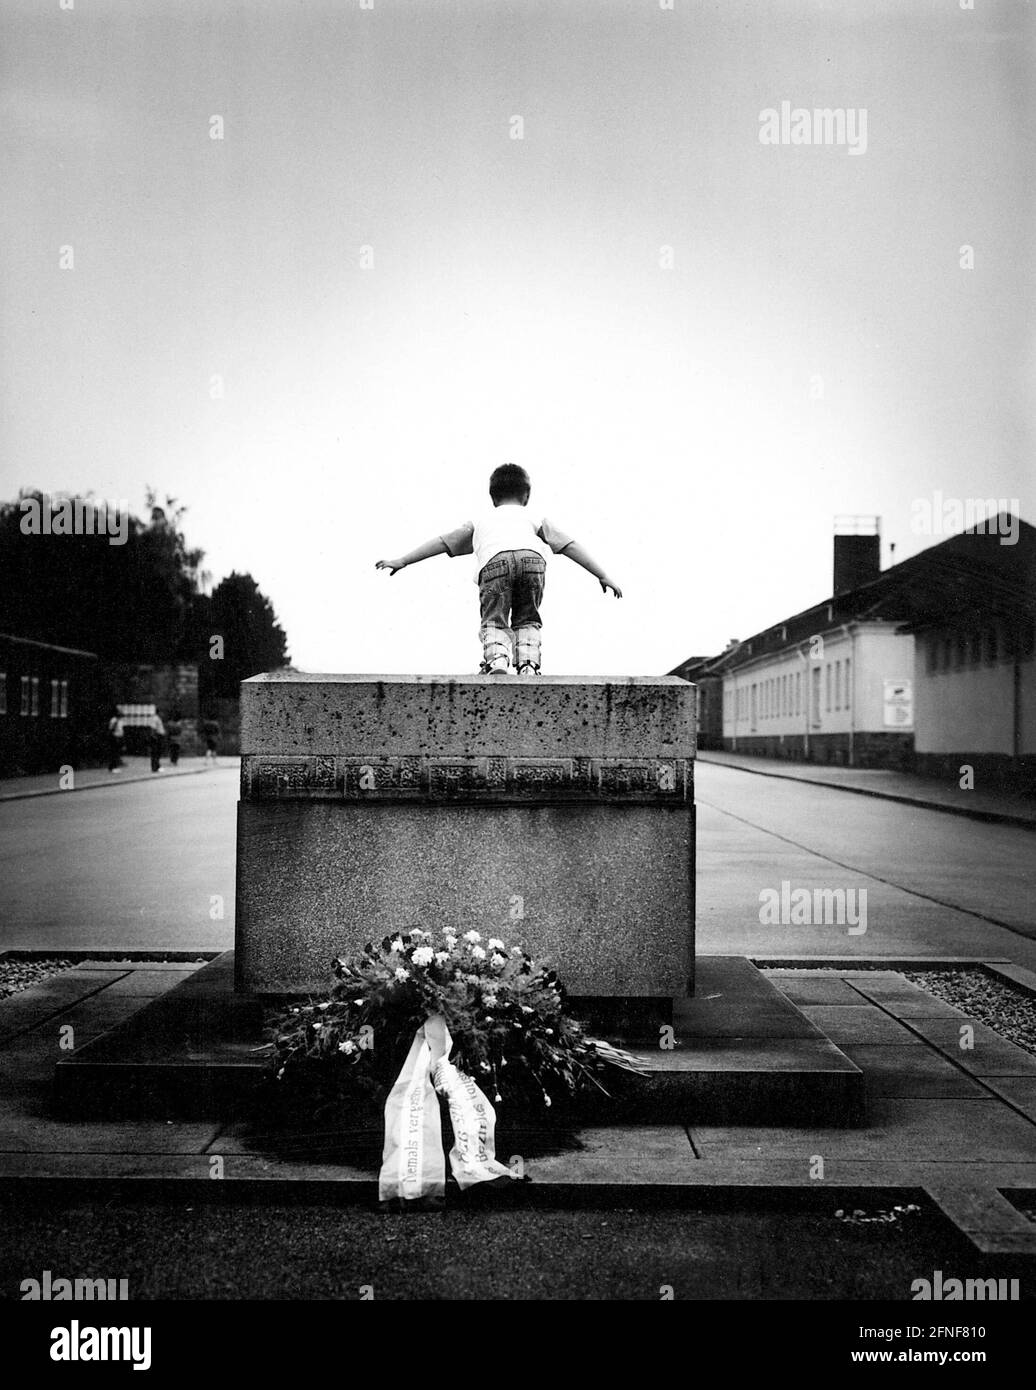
[440,504,575,582]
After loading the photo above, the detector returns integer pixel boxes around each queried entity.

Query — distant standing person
[106,708,125,774]
[203,719,220,766]
[165,711,182,767]
[148,711,165,773]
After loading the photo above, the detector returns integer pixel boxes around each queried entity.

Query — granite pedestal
[234,674,696,1001]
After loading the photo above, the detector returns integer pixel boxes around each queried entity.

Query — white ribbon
[378,1014,516,1203]
[377,1023,445,1204]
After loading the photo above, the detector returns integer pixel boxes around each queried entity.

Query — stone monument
[235,673,696,1006]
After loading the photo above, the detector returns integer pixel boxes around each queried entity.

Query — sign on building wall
[883,678,913,728]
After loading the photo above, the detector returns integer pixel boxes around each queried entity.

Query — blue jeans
[478,550,545,670]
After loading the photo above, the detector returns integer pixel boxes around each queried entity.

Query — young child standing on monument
[376,463,622,674]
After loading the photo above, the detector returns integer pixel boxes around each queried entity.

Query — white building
[688,515,1035,784]
[898,515,1035,790]
[722,620,914,768]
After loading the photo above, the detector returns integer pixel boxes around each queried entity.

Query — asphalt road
[0,765,239,953]
[1,761,1034,966]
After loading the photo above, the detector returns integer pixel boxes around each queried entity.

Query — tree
[0,489,194,662]
[201,571,290,698]
[0,490,288,689]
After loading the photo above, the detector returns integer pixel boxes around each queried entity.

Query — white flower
[434,951,450,965]
[317,1002,330,1010]
[338,1040,355,1054]
[353,999,364,1005]
[411,929,431,941]
[462,931,482,943]
[444,934,458,948]
[543,1093,552,1108]
[465,973,480,985]
[491,953,507,969]
[487,938,506,951]
[520,1005,534,1014]
[389,937,404,953]
[470,946,486,960]
[483,993,498,1008]
[510,946,523,957]
[312,1022,323,1030]
[411,946,434,966]
[394,968,410,981]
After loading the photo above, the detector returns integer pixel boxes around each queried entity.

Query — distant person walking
[203,719,220,767]
[165,711,182,767]
[148,712,166,773]
[106,708,125,774]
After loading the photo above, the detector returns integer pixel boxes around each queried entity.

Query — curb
[0,763,234,804]
[697,756,1036,831]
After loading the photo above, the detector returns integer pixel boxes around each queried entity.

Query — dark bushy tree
[0,489,289,683]
[200,571,290,698]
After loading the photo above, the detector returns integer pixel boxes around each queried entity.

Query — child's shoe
[487,656,510,675]
[517,664,538,677]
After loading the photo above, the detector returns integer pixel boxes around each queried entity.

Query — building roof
[669,514,1035,675]
[0,631,99,660]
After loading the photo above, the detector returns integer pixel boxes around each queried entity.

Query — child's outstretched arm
[558,541,622,597]
[375,537,449,575]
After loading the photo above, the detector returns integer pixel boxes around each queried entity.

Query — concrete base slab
[53,953,865,1127]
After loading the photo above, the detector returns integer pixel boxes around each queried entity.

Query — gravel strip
[765,965,1036,1058]
[0,956,75,1002]
[904,969,1036,1057]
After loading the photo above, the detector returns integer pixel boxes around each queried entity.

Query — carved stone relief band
[241,754,693,802]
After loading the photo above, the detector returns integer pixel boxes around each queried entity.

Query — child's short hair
[489,463,531,503]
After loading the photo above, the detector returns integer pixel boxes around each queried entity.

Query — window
[984,626,998,664]
[955,632,968,668]
[20,675,30,716]
[969,630,982,665]
[942,636,953,670]
[835,661,842,709]
[825,664,832,711]
[0,671,6,716]
[844,658,851,708]
[30,676,39,716]
[49,679,69,719]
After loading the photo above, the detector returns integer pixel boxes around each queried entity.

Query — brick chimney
[833,516,881,595]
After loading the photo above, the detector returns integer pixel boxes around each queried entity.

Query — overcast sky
[2,0,1032,674]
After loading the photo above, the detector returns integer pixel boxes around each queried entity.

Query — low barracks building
[672,515,1036,790]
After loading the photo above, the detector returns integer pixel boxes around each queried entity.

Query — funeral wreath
[268,927,643,1108]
